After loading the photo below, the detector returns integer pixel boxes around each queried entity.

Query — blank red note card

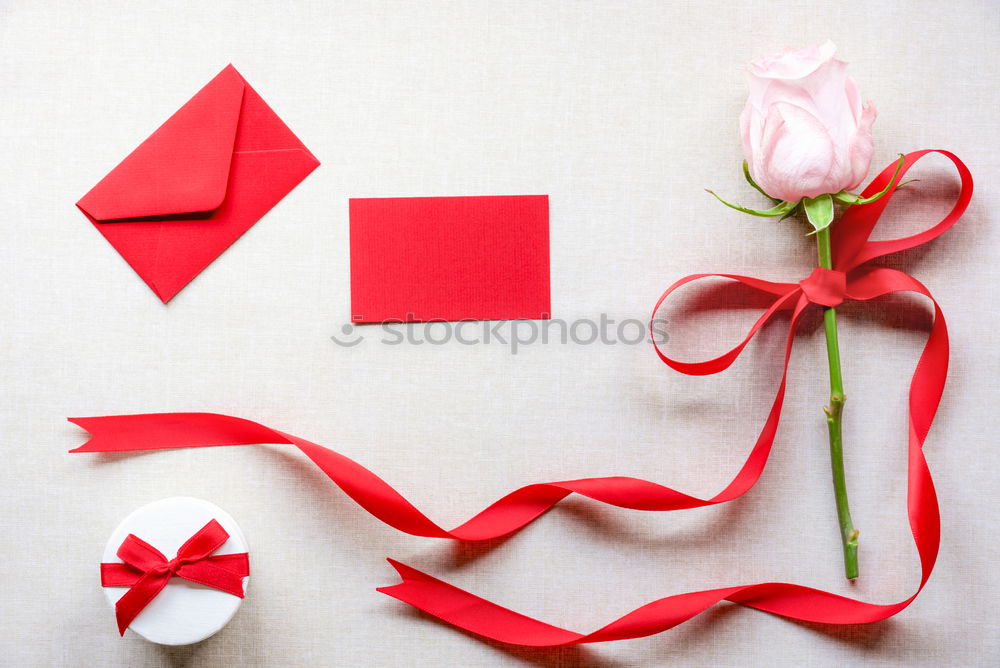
[349,195,550,322]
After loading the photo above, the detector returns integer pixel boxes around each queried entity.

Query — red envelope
[77,65,320,303]
[349,195,550,322]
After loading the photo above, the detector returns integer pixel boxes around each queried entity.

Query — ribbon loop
[650,273,800,377]
[833,150,974,270]
[100,519,249,635]
[116,534,168,572]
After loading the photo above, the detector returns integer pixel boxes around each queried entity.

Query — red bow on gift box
[100,519,249,635]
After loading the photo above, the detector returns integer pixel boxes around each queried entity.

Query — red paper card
[349,195,550,322]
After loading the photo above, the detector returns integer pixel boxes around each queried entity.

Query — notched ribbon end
[67,417,103,453]
[376,559,419,604]
[380,558,421,586]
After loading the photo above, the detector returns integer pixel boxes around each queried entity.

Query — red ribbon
[73,149,971,646]
[100,519,250,635]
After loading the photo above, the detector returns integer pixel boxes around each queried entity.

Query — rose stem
[815,226,859,580]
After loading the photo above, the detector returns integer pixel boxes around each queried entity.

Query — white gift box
[101,497,250,645]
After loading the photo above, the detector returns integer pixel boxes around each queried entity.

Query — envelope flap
[77,66,245,221]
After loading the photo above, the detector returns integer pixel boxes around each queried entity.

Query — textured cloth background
[2,1,998,666]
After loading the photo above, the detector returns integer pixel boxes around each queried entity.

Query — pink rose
[740,41,877,202]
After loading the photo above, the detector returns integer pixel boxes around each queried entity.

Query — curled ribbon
[73,149,971,646]
[100,519,250,635]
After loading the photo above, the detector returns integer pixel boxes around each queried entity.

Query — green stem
[815,226,859,580]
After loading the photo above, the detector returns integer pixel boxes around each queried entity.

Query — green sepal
[778,201,801,221]
[831,154,906,206]
[706,189,797,218]
[803,194,834,232]
[831,191,857,205]
[742,161,782,204]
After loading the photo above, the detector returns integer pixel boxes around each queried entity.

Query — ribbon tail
[205,552,251,577]
[177,560,248,597]
[379,559,903,646]
[377,559,742,646]
[378,559,587,646]
[377,560,913,646]
[907,302,946,579]
[68,413,299,453]
[113,571,170,636]
[69,371,801,542]
[846,267,948,581]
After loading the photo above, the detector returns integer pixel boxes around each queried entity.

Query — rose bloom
[740,41,877,202]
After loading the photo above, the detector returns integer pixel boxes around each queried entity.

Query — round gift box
[101,497,249,645]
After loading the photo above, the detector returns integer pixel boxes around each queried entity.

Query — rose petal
[845,101,877,190]
[749,40,837,81]
[757,101,837,201]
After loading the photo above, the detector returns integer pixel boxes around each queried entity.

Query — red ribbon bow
[100,519,250,635]
[73,149,971,646]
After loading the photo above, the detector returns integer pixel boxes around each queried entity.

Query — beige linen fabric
[1,1,998,665]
